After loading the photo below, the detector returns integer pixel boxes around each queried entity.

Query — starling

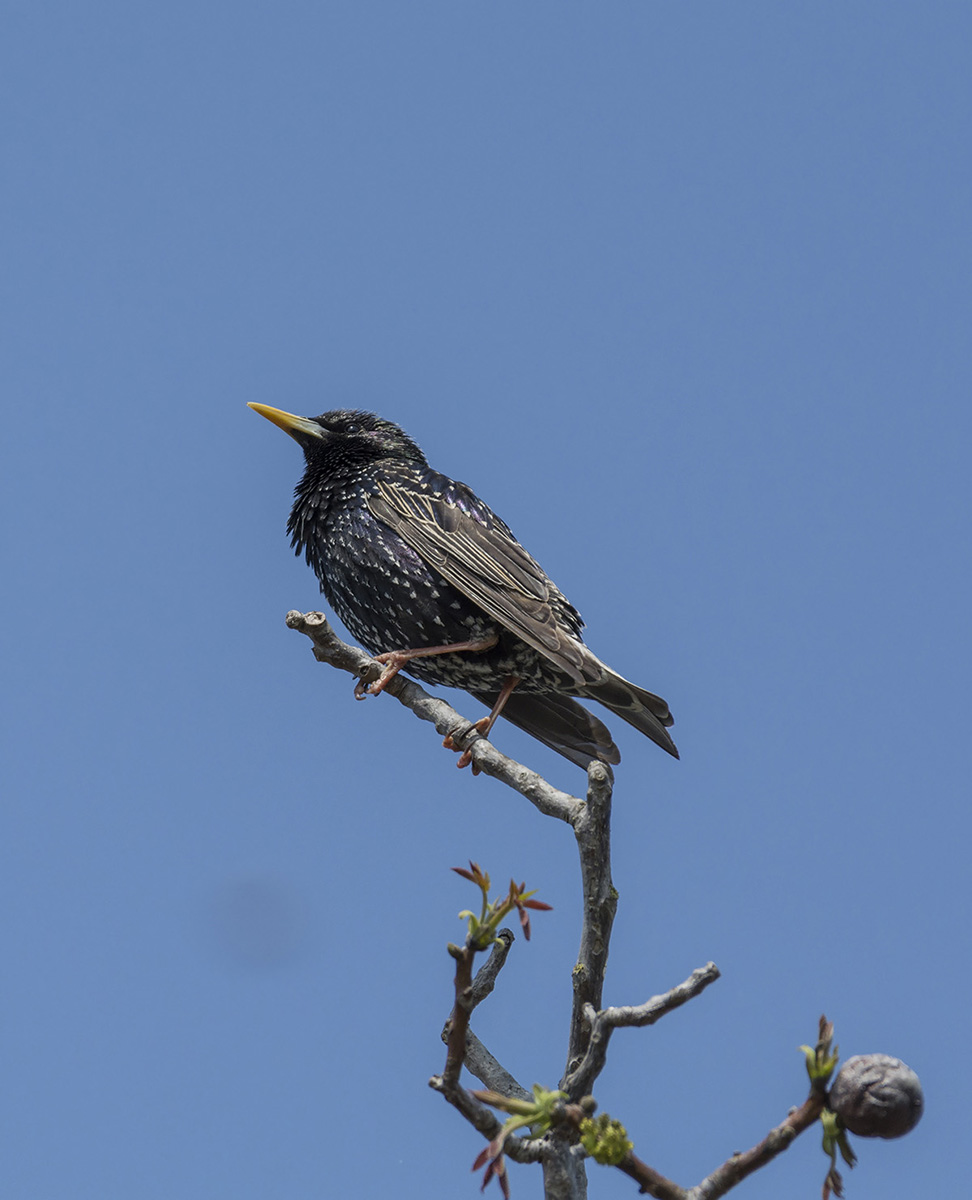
[249,405,678,769]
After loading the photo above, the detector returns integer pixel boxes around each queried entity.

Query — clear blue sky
[3,4,968,1198]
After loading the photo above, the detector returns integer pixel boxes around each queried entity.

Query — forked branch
[286,610,841,1200]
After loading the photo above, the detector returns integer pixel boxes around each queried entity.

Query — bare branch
[285,608,829,1200]
[428,1074,544,1165]
[686,1091,826,1199]
[438,929,532,1100]
[432,932,546,1174]
[468,928,515,1009]
[442,943,476,1088]
[459,1030,533,1102]
[563,762,617,1090]
[599,962,722,1030]
[612,1088,826,1200]
[614,1153,687,1200]
[564,962,721,1099]
[287,611,583,823]
[435,926,548,1176]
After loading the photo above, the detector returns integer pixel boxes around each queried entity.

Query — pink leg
[446,675,521,773]
[354,633,499,700]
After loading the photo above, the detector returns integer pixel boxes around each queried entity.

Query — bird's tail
[581,671,679,759]
[473,690,621,769]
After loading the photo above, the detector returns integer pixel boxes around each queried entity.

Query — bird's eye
[345,421,361,434]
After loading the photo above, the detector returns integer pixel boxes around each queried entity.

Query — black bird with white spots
[249,404,678,769]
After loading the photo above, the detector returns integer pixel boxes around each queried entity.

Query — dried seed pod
[829,1054,923,1138]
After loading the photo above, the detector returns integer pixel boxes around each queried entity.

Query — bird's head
[248,405,427,469]
[249,405,428,569]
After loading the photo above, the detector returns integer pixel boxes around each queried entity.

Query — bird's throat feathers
[285,409,426,576]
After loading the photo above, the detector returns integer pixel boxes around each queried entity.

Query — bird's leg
[446,675,521,773]
[354,633,500,699]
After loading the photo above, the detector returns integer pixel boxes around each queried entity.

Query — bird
[248,404,678,770]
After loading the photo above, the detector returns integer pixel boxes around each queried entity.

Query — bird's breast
[317,502,493,655]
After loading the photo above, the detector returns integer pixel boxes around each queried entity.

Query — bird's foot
[354,652,408,700]
[443,717,491,774]
[354,636,500,701]
[442,677,519,776]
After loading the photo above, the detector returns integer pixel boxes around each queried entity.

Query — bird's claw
[354,653,404,700]
[443,718,491,774]
[456,748,483,774]
[353,671,385,699]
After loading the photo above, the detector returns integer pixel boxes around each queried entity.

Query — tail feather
[473,690,620,769]
[581,671,679,759]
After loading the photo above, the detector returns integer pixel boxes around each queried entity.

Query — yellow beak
[247,403,325,441]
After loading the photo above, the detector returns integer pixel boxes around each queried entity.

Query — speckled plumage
[255,406,678,767]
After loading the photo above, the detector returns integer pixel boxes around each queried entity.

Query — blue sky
[2,3,968,1197]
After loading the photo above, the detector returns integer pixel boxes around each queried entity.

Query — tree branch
[468,928,515,1009]
[563,761,617,1089]
[686,1091,826,1199]
[458,1030,534,1102]
[428,1074,545,1165]
[287,611,582,823]
[431,932,543,1166]
[614,1088,827,1199]
[564,962,721,1098]
[442,942,476,1088]
[438,929,533,1101]
[285,608,828,1200]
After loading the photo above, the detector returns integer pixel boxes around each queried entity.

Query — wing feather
[367,474,590,682]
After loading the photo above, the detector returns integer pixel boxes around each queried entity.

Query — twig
[564,963,721,1098]
[468,929,515,1008]
[438,929,532,1100]
[442,942,476,1087]
[614,1089,827,1200]
[457,1030,533,1102]
[687,1091,827,1199]
[432,933,543,1167]
[614,1153,686,1200]
[428,1074,544,1166]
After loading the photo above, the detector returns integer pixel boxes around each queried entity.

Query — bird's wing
[367,473,590,685]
